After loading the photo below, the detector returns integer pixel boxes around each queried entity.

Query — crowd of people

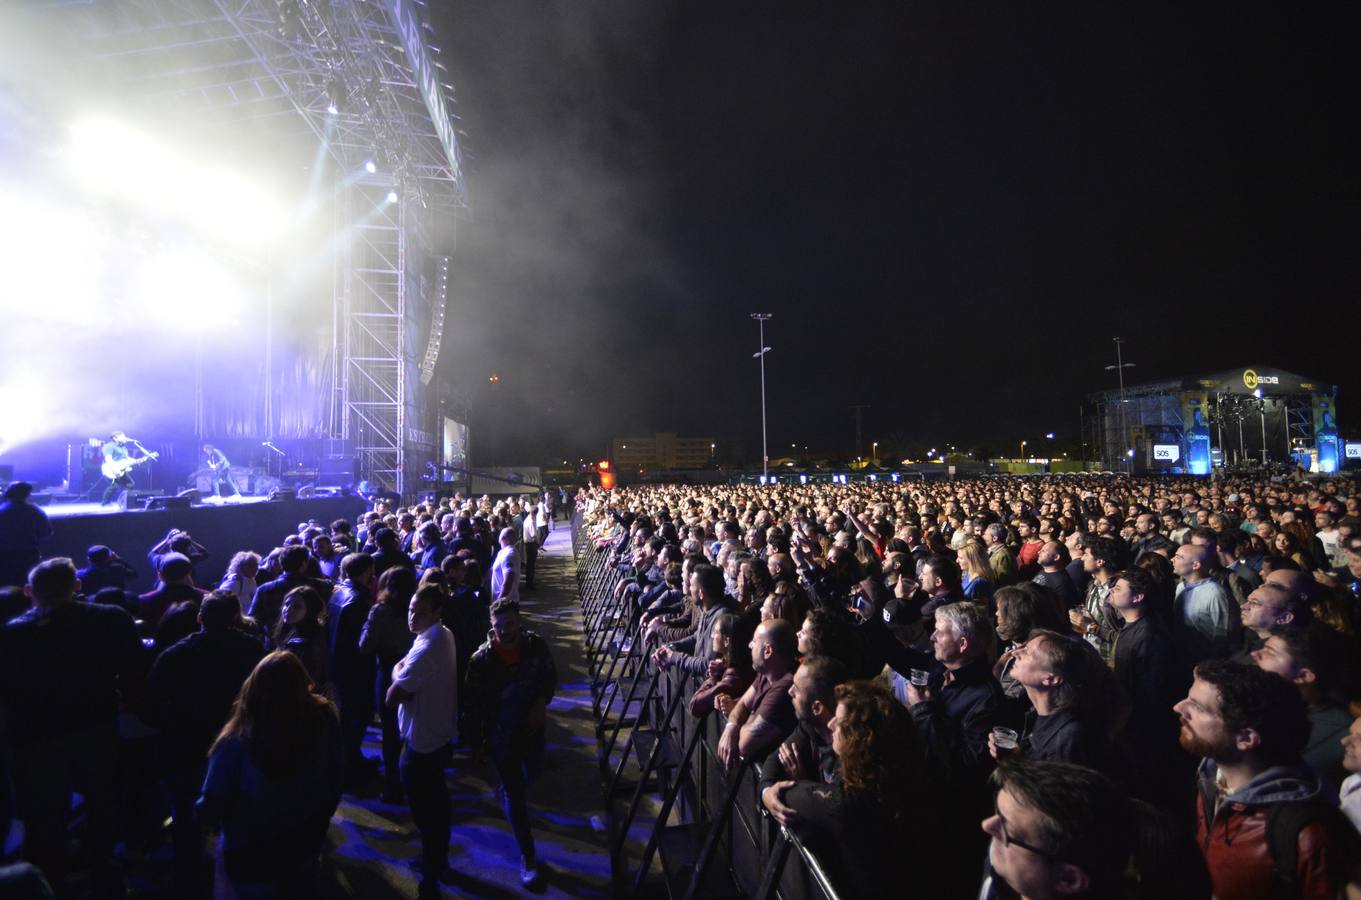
[578,472,1361,899]
[0,488,566,900]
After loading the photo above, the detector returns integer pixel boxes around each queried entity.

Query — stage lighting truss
[49,0,466,497]
[55,0,466,211]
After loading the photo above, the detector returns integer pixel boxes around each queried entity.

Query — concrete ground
[116,524,610,900]
[321,524,610,899]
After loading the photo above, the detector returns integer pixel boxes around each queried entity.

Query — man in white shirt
[386,584,458,900]
[491,527,521,602]
[521,503,540,591]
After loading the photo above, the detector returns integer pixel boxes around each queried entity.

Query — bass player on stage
[202,443,243,501]
[100,431,158,506]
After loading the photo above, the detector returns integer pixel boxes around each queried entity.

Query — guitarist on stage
[202,443,242,501]
[101,431,157,506]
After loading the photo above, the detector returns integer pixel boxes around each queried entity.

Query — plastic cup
[992,727,1020,755]
[909,669,930,687]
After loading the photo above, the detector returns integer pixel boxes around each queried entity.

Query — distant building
[612,433,716,471]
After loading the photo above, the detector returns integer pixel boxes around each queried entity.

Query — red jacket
[1194,760,1357,900]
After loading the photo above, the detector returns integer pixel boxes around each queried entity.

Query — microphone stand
[262,442,286,482]
[127,437,154,491]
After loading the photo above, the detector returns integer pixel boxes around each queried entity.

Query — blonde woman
[956,541,996,607]
[219,551,261,607]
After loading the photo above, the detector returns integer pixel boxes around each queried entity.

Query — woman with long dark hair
[273,586,329,692]
[688,613,755,717]
[197,651,342,897]
[359,565,418,802]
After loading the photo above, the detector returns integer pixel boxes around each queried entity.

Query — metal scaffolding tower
[35,0,468,496]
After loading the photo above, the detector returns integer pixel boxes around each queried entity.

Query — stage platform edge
[42,495,367,593]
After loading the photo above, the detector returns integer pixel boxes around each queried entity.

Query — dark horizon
[432,3,1359,467]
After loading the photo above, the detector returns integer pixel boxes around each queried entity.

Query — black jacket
[758,719,838,793]
[326,579,375,697]
[909,657,1003,798]
[1021,706,1108,770]
[145,627,265,761]
[77,559,138,595]
[465,629,557,756]
[0,600,146,745]
[1112,613,1184,775]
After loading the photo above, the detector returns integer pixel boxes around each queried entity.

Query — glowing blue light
[364,160,377,174]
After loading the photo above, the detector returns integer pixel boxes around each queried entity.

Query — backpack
[1263,799,1360,897]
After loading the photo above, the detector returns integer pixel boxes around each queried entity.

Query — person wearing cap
[76,545,137,595]
[136,552,206,633]
[0,482,51,590]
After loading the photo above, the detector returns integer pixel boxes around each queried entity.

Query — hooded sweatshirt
[1194,759,1356,900]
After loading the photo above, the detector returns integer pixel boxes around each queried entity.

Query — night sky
[433,3,1359,466]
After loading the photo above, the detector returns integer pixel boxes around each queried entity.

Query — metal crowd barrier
[571,511,844,900]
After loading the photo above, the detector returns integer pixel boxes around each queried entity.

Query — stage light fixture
[386,190,398,203]
[364,160,377,174]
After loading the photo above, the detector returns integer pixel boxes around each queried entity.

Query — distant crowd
[578,472,1361,899]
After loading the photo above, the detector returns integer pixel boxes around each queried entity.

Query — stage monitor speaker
[144,495,192,511]
[268,488,297,501]
[317,456,357,488]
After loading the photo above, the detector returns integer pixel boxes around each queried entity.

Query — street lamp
[872,441,878,463]
[1020,439,1027,459]
[1104,337,1136,473]
[751,313,772,479]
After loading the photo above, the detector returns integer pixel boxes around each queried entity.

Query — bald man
[1235,582,1309,661]
[1171,543,1240,666]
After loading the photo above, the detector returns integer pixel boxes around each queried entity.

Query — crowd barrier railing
[571,511,844,900]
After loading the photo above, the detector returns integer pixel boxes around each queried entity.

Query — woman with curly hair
[736,556,774,612]
[219,551,261,607]
[763,680,942,897]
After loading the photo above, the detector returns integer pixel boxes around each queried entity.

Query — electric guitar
[102,451,159,480]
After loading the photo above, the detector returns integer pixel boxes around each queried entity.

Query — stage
[42,494,367,593]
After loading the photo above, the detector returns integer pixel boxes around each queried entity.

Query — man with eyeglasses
[978,759,1148,899]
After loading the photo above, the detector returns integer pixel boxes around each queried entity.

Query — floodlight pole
[752,313,772,479]
[1259,398,1268,466]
